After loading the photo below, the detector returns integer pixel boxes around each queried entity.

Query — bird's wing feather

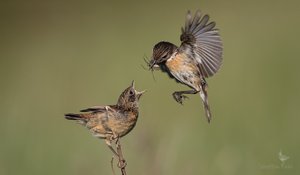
[80,105,117,112]
[179,10,223,78]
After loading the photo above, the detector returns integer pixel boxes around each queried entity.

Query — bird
[64,80,145,158]
[146,10,223,123]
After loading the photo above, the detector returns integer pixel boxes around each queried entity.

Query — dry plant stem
[116,139,127,175]
[111,156,116,175]
[107,143,119,157]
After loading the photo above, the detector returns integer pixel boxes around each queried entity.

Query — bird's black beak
[149,60,155,70]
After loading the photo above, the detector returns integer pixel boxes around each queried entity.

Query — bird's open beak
[131,80,135,88]
[135,89,146,99]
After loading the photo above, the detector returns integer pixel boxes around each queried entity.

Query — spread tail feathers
[64,113,83,120]
[199,85,212,123]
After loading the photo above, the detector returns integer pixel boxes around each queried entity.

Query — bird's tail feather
[64,113,83,120]
[199,85,212,123]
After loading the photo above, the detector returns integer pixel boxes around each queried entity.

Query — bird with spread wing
[147,10,223,122]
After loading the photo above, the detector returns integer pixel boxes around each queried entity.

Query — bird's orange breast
[166,53,184,72]
[166,53,197,72]
[165,53,201,90]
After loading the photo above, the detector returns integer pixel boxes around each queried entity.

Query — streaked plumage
[64,81,145,156]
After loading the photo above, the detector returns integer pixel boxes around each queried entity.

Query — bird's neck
[116,103,139,113]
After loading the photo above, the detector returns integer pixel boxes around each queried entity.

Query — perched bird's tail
[64,113,84,120]
[199,82,212,123]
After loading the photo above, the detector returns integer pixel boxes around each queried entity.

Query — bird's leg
[200,78,208,90]
[105,137,119,157]
[104,108,119,156]
[106,133,126,169]
[172,89,199,104]
[115,137,127,169]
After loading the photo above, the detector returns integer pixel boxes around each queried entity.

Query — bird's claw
[172,92,189,104]
[117,159,127,169]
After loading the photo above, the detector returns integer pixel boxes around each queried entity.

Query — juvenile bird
[147,10,223,123]
[64,81,145,157]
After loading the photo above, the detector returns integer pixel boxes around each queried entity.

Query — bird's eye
[162,55,167,59]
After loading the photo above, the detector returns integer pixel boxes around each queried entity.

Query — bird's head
[148,41,177,70]
[117,80,146,109]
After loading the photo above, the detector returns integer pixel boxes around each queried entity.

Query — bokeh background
[1,0,299,175]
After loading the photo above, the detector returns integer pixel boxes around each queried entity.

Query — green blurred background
[1,0,299,175]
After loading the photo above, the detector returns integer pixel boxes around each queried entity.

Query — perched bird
[147,10,223,123]
[64,81,145,157]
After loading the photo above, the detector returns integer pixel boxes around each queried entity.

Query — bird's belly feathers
[85,111,138,139]
[165,53,201,90]
[85,114,108,139]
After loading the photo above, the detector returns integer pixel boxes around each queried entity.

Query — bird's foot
[117,159,127,169]
[172,92,189,104]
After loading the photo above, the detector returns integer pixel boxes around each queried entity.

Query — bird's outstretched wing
[179,10,223,78]
[80,105,117,112]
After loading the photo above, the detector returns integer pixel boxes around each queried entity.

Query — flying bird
[147,10,223,123]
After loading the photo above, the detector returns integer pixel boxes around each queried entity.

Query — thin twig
[111,156,116,175]
[116,139,127,175]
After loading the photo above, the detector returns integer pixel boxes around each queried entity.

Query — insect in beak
[142,56,159,81]
[149,60,160,71]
